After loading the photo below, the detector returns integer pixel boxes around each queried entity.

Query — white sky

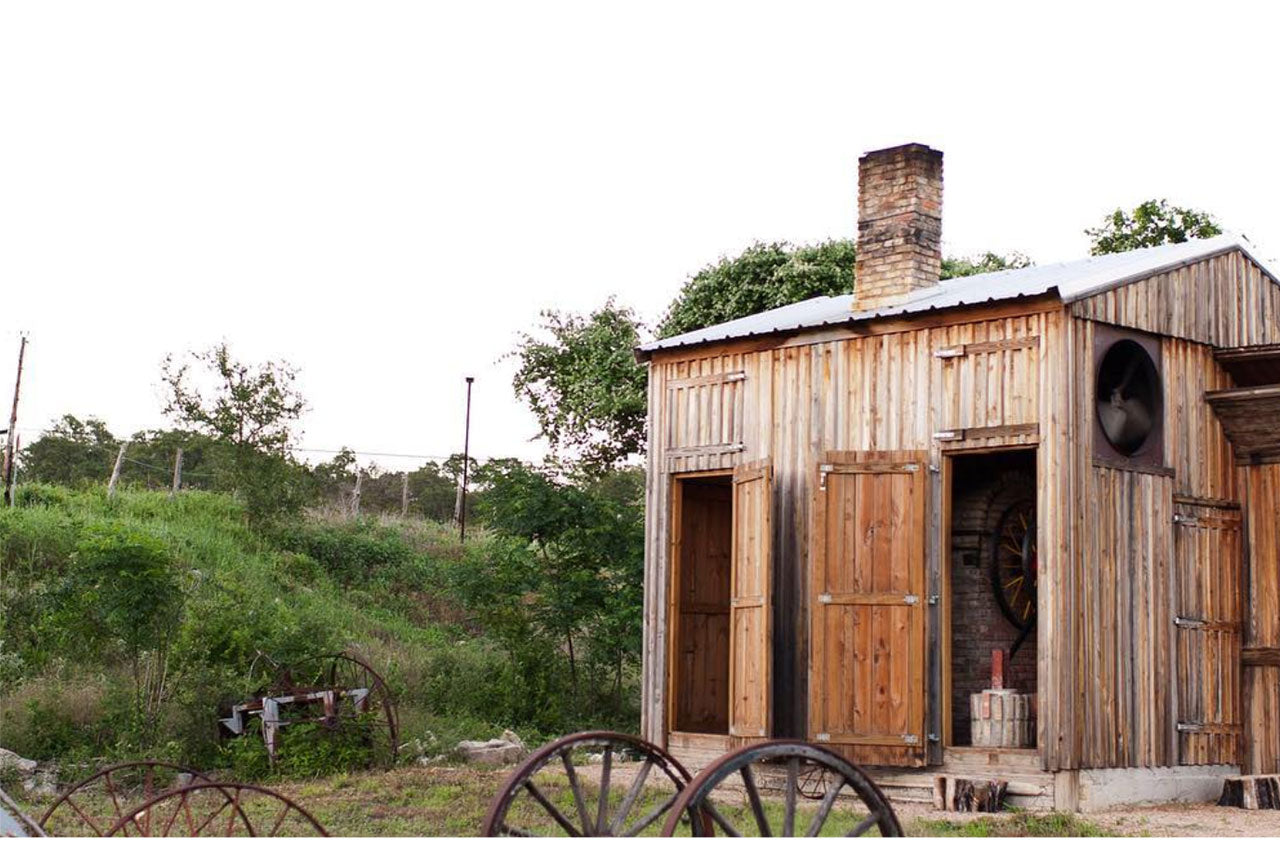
[4,1,1279,471]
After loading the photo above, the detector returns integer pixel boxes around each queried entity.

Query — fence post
[170,448,184,498]
[107,442,129,498]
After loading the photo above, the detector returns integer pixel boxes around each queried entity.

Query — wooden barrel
[970,689,1035,748]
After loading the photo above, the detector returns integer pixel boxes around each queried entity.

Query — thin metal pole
[460,376,474,542]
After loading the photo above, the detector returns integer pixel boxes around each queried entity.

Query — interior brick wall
[950,456,1037,745]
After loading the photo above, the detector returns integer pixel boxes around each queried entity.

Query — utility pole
[2,335,28,507]
[458,376,474,542]
[351,468,362,517]
[107,442,128,498]
[170,448,184,498]
[400,471,410,518]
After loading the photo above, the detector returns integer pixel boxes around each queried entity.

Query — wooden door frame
[665,469,735,739]
[939,443,1040,751]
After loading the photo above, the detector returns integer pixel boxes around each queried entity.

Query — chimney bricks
[853,143,943,311]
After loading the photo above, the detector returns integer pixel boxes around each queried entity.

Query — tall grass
[0,483,602,775]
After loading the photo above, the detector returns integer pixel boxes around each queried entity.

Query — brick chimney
[853,143,943,310]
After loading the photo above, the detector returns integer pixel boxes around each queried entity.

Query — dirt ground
[894,800,1280,837]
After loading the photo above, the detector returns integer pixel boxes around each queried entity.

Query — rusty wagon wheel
[104,783,328,837]
[480,731,698,837]
[660,740,903,837]
[269,652,400,768]
[38,761,211,837]
[991,498,1037,635]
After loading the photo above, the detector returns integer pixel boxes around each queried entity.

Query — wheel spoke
[522,781,582,836]
[268,802,291,836]
[595,745,612,834]
[805,776,846,837]
[500,822,534,837]
[701,798,743,837]
[191,797,233,836]
[620,792,679,837]
[559,750,594,835]
[608,758,652,834]
[783,757,798,837]
[740,765,772,836]
[63,795,105,836]
[847,812,882,837]
[159,792,186,837]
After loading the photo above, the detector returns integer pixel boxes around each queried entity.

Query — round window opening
[1095,339,1162,456]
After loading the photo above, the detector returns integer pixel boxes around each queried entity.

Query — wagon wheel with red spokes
[38,761,211,837]
[660,740,904,837]
[480,731,699,837]
[105,783,328,837]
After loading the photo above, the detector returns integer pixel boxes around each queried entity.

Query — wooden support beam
[1219,775,1280,810]
[933,776,1008,812]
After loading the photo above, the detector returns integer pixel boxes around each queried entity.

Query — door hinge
[934,346,966,359]
[815,732,831,742]
[933,430,962,441]
[818,463,833,490]
[902,733,920,745]
[818,593,833,604]
[904,594,920,606]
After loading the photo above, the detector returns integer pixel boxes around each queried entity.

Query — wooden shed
[635,143,1280,810]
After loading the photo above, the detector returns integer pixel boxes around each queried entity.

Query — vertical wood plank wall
[641,307,1066,758]
[1070,251,1280,349]
[1068,322,1248,770]
[1242,464,1280,774]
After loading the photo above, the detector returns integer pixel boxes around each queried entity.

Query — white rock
[455,732,527,765]
[0,749,37,776]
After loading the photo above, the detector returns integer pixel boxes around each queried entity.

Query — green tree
[18,415,120,486]
[468,460,643,701]
[161,343,309,522]
[64,525,183,740]
[1086,199,1222,255]
[941,251,1032,279]
[511,301,648,469]
[657,240,856,339]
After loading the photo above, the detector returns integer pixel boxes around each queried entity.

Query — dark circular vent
[1096,339,1162,456]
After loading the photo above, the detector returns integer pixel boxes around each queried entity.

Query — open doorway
[947,449,1038,747]
[669,474,733,734]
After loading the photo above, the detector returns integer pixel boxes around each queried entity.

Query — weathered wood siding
[642,305,1069,765]
[1071,250,1280,348]
[729,461,772,741]
[1069,319,1245,770]
[1242,463,1280,774]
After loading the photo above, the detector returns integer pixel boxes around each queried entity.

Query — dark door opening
[670,474,733,734]
[948,449,1038,747]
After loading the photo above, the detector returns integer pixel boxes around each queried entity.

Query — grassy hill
[0,483,638,781]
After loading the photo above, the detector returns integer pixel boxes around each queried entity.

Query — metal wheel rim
[991,498,1037,631]
[104,782,328,837]
[660,740,904,837]
[38,761,211,836]
[480,730,694,837]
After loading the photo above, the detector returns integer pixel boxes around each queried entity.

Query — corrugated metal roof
[636,233,1277,358]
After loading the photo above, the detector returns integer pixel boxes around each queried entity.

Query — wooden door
[1174,501,1244,765]
[729,460,772,740]
[810,451,927,766]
